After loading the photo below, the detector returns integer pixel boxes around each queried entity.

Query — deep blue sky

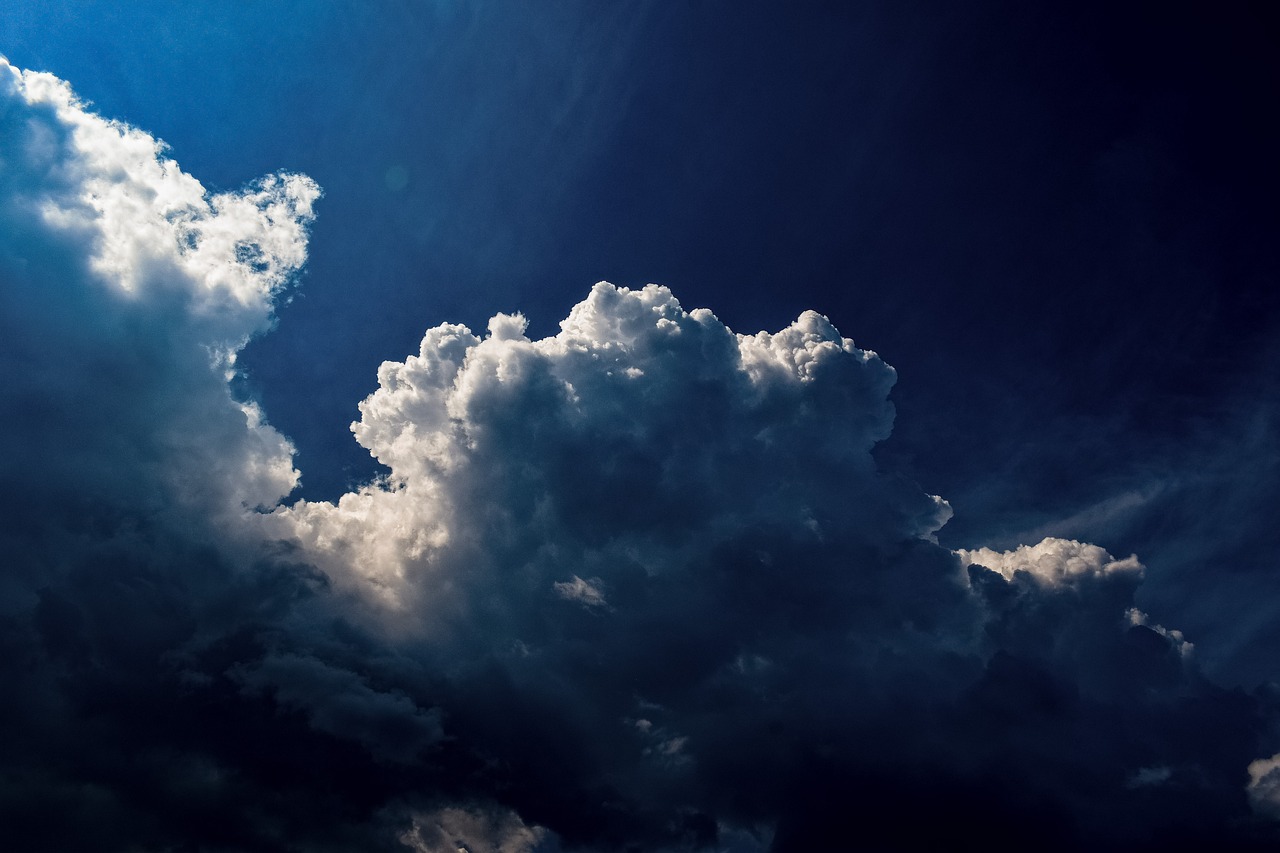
[4,1,1277,682]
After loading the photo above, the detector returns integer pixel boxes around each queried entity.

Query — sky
[0,1,1278,850]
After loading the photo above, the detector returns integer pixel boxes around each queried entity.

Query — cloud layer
[2,60,1279,851]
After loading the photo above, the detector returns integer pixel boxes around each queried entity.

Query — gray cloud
[232,653,444,764]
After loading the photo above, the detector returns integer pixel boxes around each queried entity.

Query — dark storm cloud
[2,59,1279,852]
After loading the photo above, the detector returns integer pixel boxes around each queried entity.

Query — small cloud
[552,575,607,608]
[960,538,1143,588]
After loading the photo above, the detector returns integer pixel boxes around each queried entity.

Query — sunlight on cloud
[266,281,951,623]
[0,55,316,521]
[4,57,317,326]
[958,537,1142,588]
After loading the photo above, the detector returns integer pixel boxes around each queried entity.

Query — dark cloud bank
[3,59,1280,853]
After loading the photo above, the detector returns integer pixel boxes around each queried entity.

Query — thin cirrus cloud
[2,58,1279,851]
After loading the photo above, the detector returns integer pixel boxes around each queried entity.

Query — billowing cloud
[960,538,1144,588]
[2,59,1279,852]
[0,56,315,529]
[257,281,1279,848]
[269,282,954,627]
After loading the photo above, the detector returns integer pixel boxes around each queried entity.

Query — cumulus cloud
[0,57,331,850]
[258,282,1278,848]
[960,537,1143,588]
[271,283,952,613]
[0,56,316,527]
[2,59,1279,852]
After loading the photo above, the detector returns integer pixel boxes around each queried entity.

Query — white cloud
[0,56,317,526]
[959,538,1142,588]
[267,282,952,620]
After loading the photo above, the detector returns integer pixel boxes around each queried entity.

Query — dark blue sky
[2,2,1278,848]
